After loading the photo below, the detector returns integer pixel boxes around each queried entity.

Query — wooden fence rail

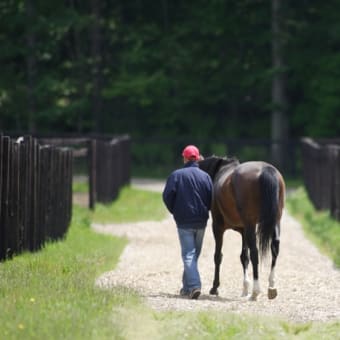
[0,135,73,260]
[91,136,131,205]
[301,137,340,220]
[39,134,131,209]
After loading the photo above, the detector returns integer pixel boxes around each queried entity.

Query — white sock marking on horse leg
[269,267,275,288]
[242,269,250,296]
[253,279,260,294]
[249,279,261,301]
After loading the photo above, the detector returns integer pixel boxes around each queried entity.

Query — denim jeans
[177,227,206,293]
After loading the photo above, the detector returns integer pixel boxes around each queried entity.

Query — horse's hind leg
[268,223,280,299]
[245,226,260,301]
[238,229,250,297]
[210,223,224,296]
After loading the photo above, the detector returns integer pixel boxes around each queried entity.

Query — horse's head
[199,155,239,180]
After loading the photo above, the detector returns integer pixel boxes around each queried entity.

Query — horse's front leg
[268,223,280,299]
[245,226,260,301]
[210,224,224,296]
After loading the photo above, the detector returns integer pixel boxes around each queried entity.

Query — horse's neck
[214,163,237,189]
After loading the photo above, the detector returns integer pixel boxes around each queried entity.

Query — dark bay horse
[199,156,285,301]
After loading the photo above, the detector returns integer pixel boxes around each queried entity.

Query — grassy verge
[1,186,339,339]
[72,180,88,193]
[285,186,340,268]
[0,205,134,339]
[92,186,167,223]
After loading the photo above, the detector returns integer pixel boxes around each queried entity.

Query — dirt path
[94,179,340,323]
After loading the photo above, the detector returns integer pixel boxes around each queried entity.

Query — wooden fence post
[328,145,340,220]
[22,136,33,251]
[320,144,330,210]
[334,147,340,220]
[64,149,73,230]
[0,134,3,245]
[37,143,47,251]
[31,139,39,251]
[88,139,96,210]
[9,141,20,256]
[110,139,119,201]
[1,137,11,259]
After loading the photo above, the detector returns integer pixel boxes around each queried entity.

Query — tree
[25,0,37,132]
[90,0,103,132]
[271,0,288,169]
[1,0,340,139]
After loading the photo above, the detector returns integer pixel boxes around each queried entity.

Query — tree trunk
[69,0,86,133]
[25,0,36,132]
[271,0,288,169]
[90,0,103,133]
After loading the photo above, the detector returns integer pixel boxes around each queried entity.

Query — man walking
[162,145,213,299]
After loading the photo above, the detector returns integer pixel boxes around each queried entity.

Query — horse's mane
[218,155,240,167]
[199,155,240,179]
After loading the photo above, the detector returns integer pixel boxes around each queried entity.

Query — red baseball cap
[182,145,200,160]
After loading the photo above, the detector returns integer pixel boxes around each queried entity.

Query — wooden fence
[39,135,131,209]
[0,135,73,260]
[301,137,340,220]
[90,136,131,206]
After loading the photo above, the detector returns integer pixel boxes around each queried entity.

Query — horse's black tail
[258,166,279,258]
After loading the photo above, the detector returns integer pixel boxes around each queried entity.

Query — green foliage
[2,1,339,138]
[287,1,340,137]
[286,187,340,267]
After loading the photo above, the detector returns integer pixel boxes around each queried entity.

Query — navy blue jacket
[162,161,213,228]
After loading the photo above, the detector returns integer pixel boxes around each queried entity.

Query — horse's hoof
[241,281,250,297]
[209,288,219,296]
[268,287,277,299]
[249,290,260,301]
[249,293,258,301]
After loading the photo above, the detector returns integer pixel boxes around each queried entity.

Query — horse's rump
[224,162,283,257]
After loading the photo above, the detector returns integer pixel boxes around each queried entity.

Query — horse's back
[234,161,285,190]
[234,161,277,177]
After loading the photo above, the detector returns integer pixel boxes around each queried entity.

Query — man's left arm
[162,176,176,214]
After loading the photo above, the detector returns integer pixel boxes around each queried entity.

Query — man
[162,145,213,299]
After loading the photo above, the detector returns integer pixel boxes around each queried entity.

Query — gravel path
[94,179,340,323]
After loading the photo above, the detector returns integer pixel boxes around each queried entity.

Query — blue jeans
[177,227,206,293]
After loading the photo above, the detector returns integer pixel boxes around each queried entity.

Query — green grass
[72,180,89,193]
[92,186,167,223]
[1,186,339,339]
[286,186,340,268]
[0,205,133,339]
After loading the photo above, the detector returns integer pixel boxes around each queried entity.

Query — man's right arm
[206,175,213,210]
